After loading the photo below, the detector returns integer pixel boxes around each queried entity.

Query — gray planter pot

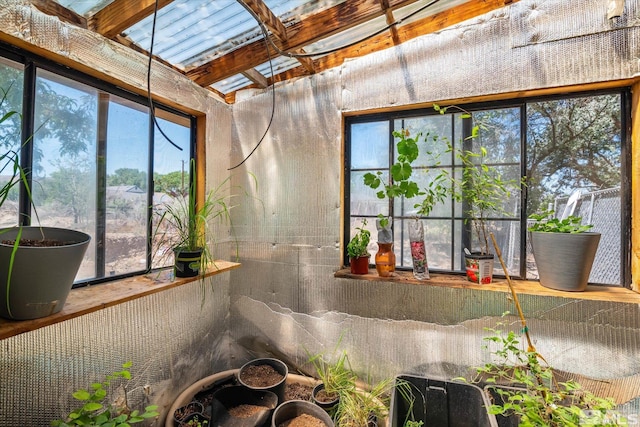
[0,226,91,320]
[530,231,600,292]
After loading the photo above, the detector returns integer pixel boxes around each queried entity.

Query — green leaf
[391,162,412,181]
[72,390,91,401]
[363,172,381,189]
[82,402,103,412]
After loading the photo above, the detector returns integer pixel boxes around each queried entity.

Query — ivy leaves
[363,130,445,213]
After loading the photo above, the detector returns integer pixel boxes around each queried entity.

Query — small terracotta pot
[349,256,370,274]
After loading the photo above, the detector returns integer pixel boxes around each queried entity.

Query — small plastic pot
[272,400,334,427]
[238,358,288,405]
[311,383,339,413]
[174,401,205,426]
[179,412,209,427]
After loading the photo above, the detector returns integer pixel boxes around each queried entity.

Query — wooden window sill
[0,260,240,340]
[334,268,640,304]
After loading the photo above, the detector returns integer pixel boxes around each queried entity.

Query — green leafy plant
[474,321,619,427]
[308,349,358,404]
[346,219,371,259]
[154,160,257,276]
[435,104,522,255]
[334,376,393,427]
[528,210,594,233]
[182,414,209,427]
[363,129,450,219]
[51,362,159,427]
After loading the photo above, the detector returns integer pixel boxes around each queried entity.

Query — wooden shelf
[0,260,240,340]
[334,268,640,304]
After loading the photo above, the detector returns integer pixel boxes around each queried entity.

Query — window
[345,90,629,286]
[0,47,194,286]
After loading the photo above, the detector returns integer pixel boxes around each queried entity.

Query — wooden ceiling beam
[90,0,175,39]
[30,0,87,28]
[379,0,400,45]
[186,0,422,87]
[242,68,269,88]
[240,0,289,42]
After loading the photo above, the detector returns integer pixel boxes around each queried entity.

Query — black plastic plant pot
[179,412,209,427]
[209,385,278,427]
[174,401,205,426]
[271,400,335,427]
[0,226,90,320]
[238,358,288,405]
[174,247,203,278]
[311,383,339,413]
[390,375,498,427]
[483,385,523,427]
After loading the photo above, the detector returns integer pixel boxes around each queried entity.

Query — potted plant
[0,86,91,320]
[346,219,371,274]
[50,362,159,426]
[154,160,237,278]
[433,103,523,284]
[308,350,357,413]
[528,210,600,291]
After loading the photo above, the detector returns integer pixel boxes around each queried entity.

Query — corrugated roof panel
[304,0,468,57]
[211,73,251,94]
[56,0,116,16]
[255,56,300,78]
[123,0,347,71]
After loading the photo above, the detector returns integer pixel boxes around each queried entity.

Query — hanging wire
[229,0,277,170]
[147,0,183,152]
[228,0,442,168]
[146,0,443,167]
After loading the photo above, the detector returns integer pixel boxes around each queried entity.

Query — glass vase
[375,242,396,277]
[409,219,430,280]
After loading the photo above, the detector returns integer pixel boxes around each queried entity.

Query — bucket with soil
[272,400,334,427]
[238,358,288,405]
[209,385,278,427]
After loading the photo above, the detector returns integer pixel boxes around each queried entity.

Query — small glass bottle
[375,218,396,277]
[375,242,396,277]
[409,219,430,280]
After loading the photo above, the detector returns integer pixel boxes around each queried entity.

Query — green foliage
[528,210,594,233]
[182,414,209,426]
[362,129,450,219]
[154,170,188,197]
[308,350,358,401]
[394,379,424,427]
[107,168,148,190]
[526,95,621,215]
[51,362,159,427]
[334,376,393,427]
[307,346,393,426]
[346,219,371,259]
[154,160,257,276]
[475,324,619,427]
[435,104,522,255]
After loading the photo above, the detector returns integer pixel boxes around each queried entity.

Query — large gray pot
[530,231,600,292]
[0,226,90,320]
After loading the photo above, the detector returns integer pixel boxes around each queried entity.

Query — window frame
[0,42,197,287]
[344,88,632,288]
